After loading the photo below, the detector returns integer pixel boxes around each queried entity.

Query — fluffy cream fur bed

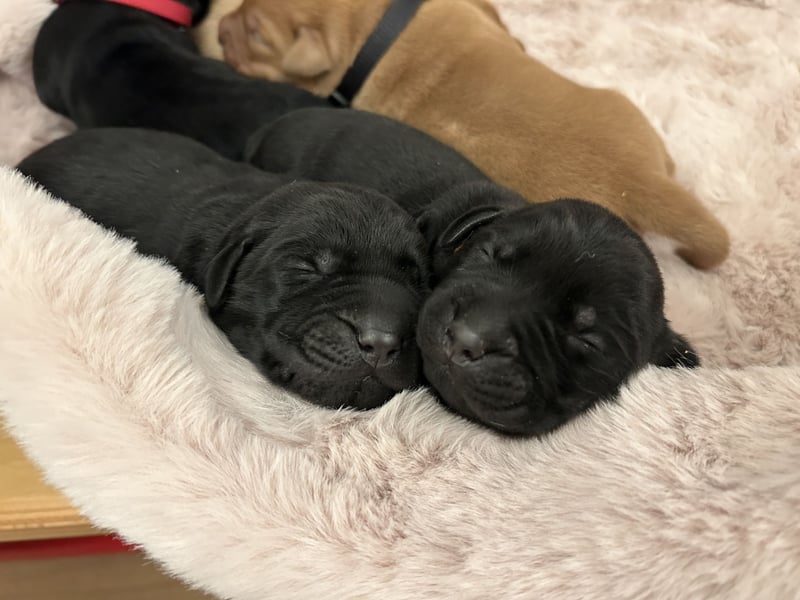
[1,0,799,598]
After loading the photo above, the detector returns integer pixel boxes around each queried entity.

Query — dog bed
[1,0,799,598]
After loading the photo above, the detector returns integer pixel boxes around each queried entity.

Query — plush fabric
[1,0,798,598]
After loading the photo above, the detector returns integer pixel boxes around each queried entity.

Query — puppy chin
[261,324,419,410]
[421,355,539,435]
[418,291,580,437]
[260,346,400,410]
[417,286,537,433]
[293,374,398,411]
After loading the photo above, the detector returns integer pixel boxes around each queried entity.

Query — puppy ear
[437,207,505,249]
[415,182,526,272]
[417,205,507,284]
[651,327,700,369]
[204,238,253,313]
[280,26,332,78]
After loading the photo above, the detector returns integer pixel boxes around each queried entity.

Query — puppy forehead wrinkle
[313,187,409,224]
[502,200,641,252]
[505,219,653,292]
[304,219,423,276]
[342,215,422,259]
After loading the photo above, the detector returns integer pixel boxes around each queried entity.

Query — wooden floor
[0,424,95,542]
[0,552,210,599]
[1,422,210,598]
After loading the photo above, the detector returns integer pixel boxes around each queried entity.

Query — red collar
[54,0,194,28]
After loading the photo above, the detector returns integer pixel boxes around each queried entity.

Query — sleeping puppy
[212,0,731,271]
[415,186,697,435]
[16,128,427,411]
[246,116,699,435]
[32,0,698,435]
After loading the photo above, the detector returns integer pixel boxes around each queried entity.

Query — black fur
[34,0,328,160]
[17,128,427,410]
[28,0,699,435]
[415,186,699,435]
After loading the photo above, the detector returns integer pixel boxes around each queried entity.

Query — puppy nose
[444,317,519,366]
[358,329,402,368]
[446,320,486,365]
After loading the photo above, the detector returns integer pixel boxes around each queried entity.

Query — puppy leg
[626,175,730,270]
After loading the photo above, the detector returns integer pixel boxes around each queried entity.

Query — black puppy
[17,128,427,410]
[32,0,699,435]
[414,185,697,435]
[35,0,329,160]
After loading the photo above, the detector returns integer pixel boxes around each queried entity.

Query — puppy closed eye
[564,306,604,356]
[565,332,605,356]
[314,249,338,274]
[477,243,515,262]
[289,249,338,275]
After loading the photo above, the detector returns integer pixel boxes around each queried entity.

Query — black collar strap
[330,0,425,107]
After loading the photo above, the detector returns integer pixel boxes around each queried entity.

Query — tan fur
[191,0,239,60]
[210,0,730,269]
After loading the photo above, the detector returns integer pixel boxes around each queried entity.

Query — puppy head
[206,182,428,410]
[217,0,377,95]
[215,0,525,95]
[417,192,698,436]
